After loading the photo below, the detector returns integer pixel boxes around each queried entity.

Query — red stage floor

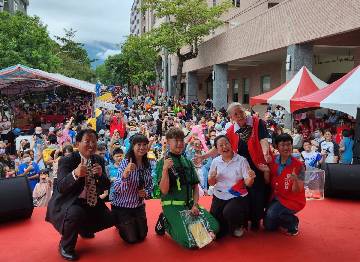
[0,197,359,262]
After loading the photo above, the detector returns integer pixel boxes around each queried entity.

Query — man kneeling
[46,129,114,260]
[259,133,306,236]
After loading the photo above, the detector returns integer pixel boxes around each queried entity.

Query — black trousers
[61,199,114,252]
[210,195,249,238]
[247,170,271,225]
[111,204,148,244]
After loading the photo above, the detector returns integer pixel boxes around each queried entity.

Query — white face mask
[23,157,31,164]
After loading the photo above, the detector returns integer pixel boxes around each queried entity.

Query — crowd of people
[0,92,357,260]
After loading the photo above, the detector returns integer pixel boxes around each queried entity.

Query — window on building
[213,0,216,7]
[233,0,240,7]
[232,79,239,102]
[261,75,271,93]
[243,78,250,104]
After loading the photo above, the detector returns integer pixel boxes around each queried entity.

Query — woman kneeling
[111,134,153,244]
[209,135,255,238]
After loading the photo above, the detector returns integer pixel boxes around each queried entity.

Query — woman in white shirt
[209,135,256,238]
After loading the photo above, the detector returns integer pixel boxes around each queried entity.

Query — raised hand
[210,166,218,179]
[163,158,174,170]
[124,158,136,178]
[138,189,147,198]
[92,163,102,177]
[208,166,218,186]
[257,163,270,173]
[193,153,204,163]
[289,168,298,182]
[264,153,272,164]
[75,157,88,178]
[247,166,256,179]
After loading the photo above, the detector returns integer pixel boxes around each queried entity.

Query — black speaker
[353,108,360,164]
[323,163,360,198]
[0,176,34,223]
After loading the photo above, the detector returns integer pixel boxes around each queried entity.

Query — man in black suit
[46,129,114,261]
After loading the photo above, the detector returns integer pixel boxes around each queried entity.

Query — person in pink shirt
[56,117,74,147]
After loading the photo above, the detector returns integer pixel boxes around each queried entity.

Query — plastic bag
[179,209,213,248]
[304,168,325,200]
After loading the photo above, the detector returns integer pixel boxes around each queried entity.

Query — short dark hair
[165,127,185,140]
[97,143,106,151]
[342,129,350,138]
[48,134,57,144]
[214,135,230,148]
[303,140,311,145]
[274,133,293,145]
[112,147,124,156]
[75,129,98,143]
[40,168,50,174]
[63,145,74,154]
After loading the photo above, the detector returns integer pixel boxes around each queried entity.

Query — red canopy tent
[292,65,360,117]
[250,66,327,112]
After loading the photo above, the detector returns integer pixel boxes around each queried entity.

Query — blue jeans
[264,200,299,231]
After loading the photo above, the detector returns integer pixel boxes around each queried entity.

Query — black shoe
[58,243,79,261]
[287,226,299,236]
[80,232,95,239]
[155,213,165,236]
[250,220,260,231]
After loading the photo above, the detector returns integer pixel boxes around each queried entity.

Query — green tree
[0,12,61,71]
[55,28,95,82]
[95,63,113,85]
[142,0,231,95]
[99,35,158,95]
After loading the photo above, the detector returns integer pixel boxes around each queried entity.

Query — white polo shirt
[209,153,250,200]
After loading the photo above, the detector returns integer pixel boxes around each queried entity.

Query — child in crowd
[107,147,124,201]
[301,141,324,199]
[319,130,340,163]
[301,141,323,170]
[32,169,52,207]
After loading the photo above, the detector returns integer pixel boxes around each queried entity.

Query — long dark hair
[125,134,150,168]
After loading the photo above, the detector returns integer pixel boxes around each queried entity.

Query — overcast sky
[28,0,133,44]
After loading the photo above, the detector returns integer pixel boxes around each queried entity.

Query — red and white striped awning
[250,66,327,112]
[292,65,360,117]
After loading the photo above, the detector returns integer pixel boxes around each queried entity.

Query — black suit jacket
[46,152,110,233]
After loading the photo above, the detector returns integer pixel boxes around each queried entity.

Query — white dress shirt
[209,153,250,200]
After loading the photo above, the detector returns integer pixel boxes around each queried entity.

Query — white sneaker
[233,227,245,238]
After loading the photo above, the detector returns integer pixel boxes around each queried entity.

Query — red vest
[226,116,268,166]
[269,157,306,212]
